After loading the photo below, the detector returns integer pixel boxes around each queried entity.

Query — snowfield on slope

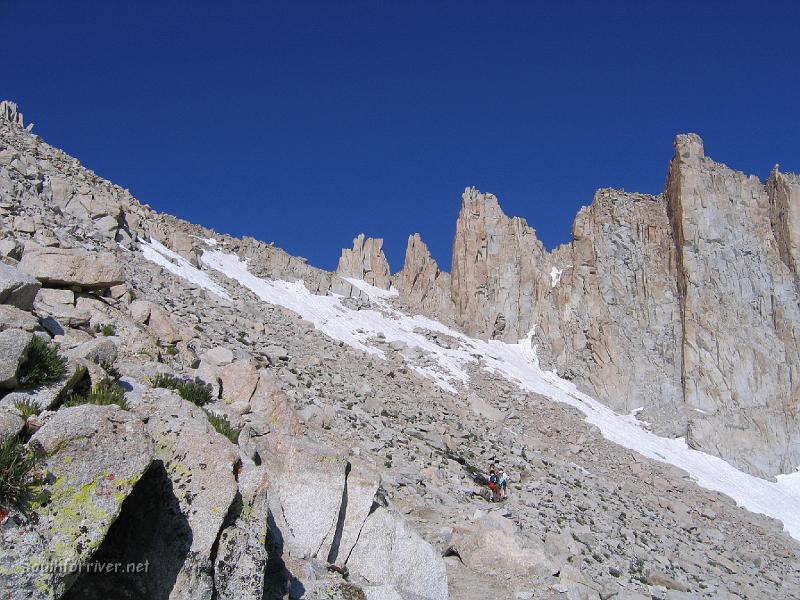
[142,239,800,540]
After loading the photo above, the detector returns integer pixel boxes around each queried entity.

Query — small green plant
[164,345,179,356]
[0,437,37,510]
[65,379,129,410]
[204,410,240,443]
[13,398,39,420]
[94,323,116,337]
[18,336,66,388]
[100,360,120,379]
[150,374,212,407]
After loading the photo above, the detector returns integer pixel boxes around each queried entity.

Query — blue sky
[3,1,799,271]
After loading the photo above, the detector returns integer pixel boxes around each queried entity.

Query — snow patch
[140,238,231,302]
[550,266,563,287]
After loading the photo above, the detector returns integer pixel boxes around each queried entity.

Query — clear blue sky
[3,1,799,271]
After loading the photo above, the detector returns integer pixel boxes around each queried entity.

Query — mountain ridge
[1,100,799,600]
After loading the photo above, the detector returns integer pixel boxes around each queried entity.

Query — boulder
[262,436,349,560]
[213,463,270,600]
[0,304,38,331]
[204,346,235,367]
[0,359,87,413]
[449,511,557,577]
[0,262,40,310]
[0,328,32,388]
[247,369,302,435]
[146,303,182,344]
[346,506,449,600]
[0,408,24,441]
[219,359,259,410]
[33,288,91,328]
[128,299,152,323]
[19,247,124,289]
[128,387,239,600]
[66,337,118,367]
[0,405,153,599]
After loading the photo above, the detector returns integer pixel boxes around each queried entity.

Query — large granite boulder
[213,462,270,600]
[127,387,239,600]
[347,506,449,600]
[449,511,556,577]
[19,247,124,289]
[0,262,40,310]
[0,405,153,599]
[0,328,32,388]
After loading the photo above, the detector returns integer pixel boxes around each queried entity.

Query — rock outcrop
[19,248,125,290]
[450,187,549,340]
[395,233,454,319]
[665,134,800,476]
[0,405,153,599]
[337,233,392,289]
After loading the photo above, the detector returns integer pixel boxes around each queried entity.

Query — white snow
[140,238,232,302]
[141,244,800,541]
[550,266,563,287]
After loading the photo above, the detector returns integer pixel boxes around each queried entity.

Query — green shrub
[100,360,120,379]
[65,379,128,410]
[97,324,116,337]
[150,374,212,407]
[13,398,39,420]
[204,410,240,444]
[165,345,179,356]
[0,437,37,509]
[18,336,66,388]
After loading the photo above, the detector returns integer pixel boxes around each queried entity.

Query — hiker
[498,468,508,500]
[488,466,499,502]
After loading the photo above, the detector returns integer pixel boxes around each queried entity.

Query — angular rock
[204,345,234,367]
[0,408,24,441]
[346,506,448,600]
[0,261,40,310]
[213,463,270,600]
[128,387,239,600]
[0,405,153,599]
[0,304,38,331]
[449,511,556,577]
[0,360,87,411]
[219,359,259,409]
[395,233,454,319]
[0,328,32,388]
[337,233,392,290]
[66,337,117,366]
[19,247,124,289]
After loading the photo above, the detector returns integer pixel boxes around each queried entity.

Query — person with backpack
[488,466,499,502]
[498,468,508,500]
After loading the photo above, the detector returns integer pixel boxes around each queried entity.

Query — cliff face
[536,189,684,436]
[665,134,800,476]
[450,187,550,340]
[394,233,454,318]
[392,135,800,477]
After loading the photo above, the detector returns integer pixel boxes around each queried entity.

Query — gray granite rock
[19,247,124,289]
[0,261,40,310]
